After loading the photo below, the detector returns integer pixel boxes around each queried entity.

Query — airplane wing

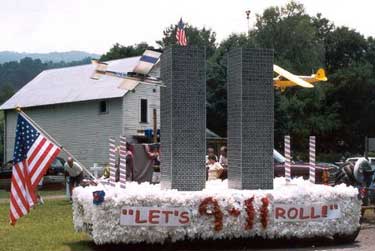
[91,59,108,80]
[132,50,162,75]
[118,79,139,91]
[273,64,314,89]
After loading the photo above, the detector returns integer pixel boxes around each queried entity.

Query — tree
[156,24,217,58]
[312,13,335,44]
[0,57,91,163]
[0,57,91,93]
[325,61,375,153]
[0,57,45,90]
[254,1,325,73]
[157,23,222,134]
[320,26,375,154]
[0,84,15,105]
[0,111,4,163]
[278,86,340,154]
[95,1,375,160]
[206,33,256,136]
[324,27,368,72]
[100,43,155,61]
[0,85,13,163]
[251,1,345,158]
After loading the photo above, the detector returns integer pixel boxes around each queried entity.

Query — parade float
[72,47,361,245]
[72,178,361,244]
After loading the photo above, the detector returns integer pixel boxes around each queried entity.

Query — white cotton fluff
[72,177,361,244]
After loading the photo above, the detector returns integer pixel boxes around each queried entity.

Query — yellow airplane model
[273,65,327,91]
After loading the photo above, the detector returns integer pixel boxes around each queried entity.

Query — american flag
[176,18,187,46]
[9,114,61,225]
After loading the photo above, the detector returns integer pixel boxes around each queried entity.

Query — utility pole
[245,10,251,36]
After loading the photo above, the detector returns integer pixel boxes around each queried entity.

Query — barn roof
[0,56,143,110]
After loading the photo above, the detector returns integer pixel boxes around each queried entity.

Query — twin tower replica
[160,46,274,191]
[73,47,361,245]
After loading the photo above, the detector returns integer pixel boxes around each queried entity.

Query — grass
[0,199,91,251]
[0,188,65,200]
[0,197,373,251]
[0,189,9,199]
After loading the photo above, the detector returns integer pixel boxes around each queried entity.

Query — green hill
[0,51,99,64]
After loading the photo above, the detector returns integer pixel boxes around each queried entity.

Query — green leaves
[150,2,375,158]
[0,111,3,163]
[99,42,153,61]
[156,23,217,58]
[0,58,92,163]
[1,0,374,162]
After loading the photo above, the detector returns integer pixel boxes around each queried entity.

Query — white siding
[5,98,123,167]
[3,84,161,166]
[122,84,160,139]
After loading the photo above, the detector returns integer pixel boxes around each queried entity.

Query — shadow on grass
[65,236,361,251]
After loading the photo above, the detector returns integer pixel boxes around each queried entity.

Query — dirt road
[260,224,375,251]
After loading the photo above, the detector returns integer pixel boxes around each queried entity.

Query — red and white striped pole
[284,135,291,183]
[309,136,316,184]
[108,137,117,186]
[119,136,127,189]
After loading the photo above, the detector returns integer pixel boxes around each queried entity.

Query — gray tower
[160,46,206,191]
[227,48,274,190]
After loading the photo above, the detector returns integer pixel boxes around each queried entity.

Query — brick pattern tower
[160,46,206,191]
[227,48,274,189]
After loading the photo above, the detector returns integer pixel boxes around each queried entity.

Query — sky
[1,0,374,55]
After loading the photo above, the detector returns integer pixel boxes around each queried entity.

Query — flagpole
[15,107,97,181]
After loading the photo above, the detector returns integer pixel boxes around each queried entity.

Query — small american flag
[9,114,61,225]
[176,18,187,46]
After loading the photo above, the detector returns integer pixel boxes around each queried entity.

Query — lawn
[0,197,373,251]
[0,189,66,200]
[0,199,91,251]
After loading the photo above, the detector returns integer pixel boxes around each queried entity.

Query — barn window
[99,100,109,114]
[140,99,148,123]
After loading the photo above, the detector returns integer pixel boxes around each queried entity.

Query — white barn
[0,56,160,167]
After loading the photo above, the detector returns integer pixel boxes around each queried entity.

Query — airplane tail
[315,68,327,81]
